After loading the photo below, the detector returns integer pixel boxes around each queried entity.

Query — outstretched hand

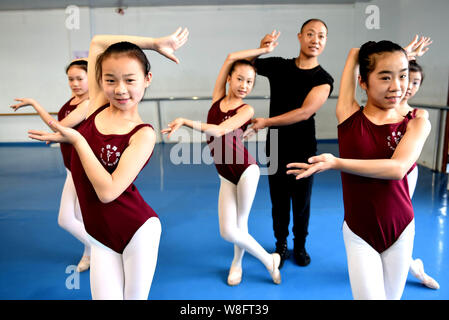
[286,153,336,179]
[245,118,267,138]
[28,120,82,145]
[404,35,432,60]
[260,30,281,51]
[10,98,36,111]
[154,27,189,64]
[161,118,185,139]
[242,127,256,140]
[250,118,268,131]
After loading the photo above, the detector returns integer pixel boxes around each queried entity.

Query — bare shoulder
[237,104,255,117]
[240,103,254,112]
[407,114,431,136]
[129,125,156,146]
[414,108,429,120]
[78,99,90,108]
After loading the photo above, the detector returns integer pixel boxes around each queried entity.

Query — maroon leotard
[206,96,257,185]
[70,104,158,253]
[338,108,414,253]
[57,97,83,169]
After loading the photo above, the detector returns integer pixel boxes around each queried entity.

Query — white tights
[407,166,418,198]
[406,166,438,287]
[407,166,420,276]
[58,169,90,256]
[89,217,161,300]
[343,220,415,300]
[218,164,272,271]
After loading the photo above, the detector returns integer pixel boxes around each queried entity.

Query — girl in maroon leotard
[11,60,91,272]
[162,44,281,286]
[29,28,189,300]
[287,38,432,299]
[397,55,439,290]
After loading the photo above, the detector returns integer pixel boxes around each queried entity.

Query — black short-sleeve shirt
[254,57,334,161]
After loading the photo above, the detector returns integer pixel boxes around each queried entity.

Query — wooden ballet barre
[2,96,448,117]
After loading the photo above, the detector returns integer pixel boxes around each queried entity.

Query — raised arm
[212,45,277,103]
[163,39,277,139]
[10,98,89,130]
[11,98,57,130]
[259,30,281,51]
[336,48,360,125]
[162,105,255,139]
[403,35,432,61]
[87,27,189,115]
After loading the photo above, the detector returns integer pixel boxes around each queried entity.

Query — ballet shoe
[227,266,242,286]
[410,258,439,290]
[410,258,425,280]
[269,253,281,285]
[275,240,290,269]
[422,275,440,290]
[76,255,90,273]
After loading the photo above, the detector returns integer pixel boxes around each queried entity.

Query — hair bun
[358,40,406,84]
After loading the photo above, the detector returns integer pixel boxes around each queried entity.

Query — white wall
[0,7,91,142]
[1,1,448,169]
[351,0,449,170]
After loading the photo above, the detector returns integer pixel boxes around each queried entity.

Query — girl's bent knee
[220,228,237,243]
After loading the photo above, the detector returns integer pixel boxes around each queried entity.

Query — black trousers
[268,165,314,248]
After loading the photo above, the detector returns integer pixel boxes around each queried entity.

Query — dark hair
[65,59,88,74]
[228,59,256,76]
[95,41,151,86]
[300,19,328,35]
[409,60,424,85]
[358,40,408,85]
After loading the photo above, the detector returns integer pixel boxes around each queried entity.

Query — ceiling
[0,0,370,11]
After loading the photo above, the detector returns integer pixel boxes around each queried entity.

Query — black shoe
[293,247,311,266]
[275,240,290,269]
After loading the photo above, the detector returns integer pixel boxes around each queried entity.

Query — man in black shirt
[252,20,334,268]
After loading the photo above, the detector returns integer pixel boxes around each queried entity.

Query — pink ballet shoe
[410,258,439,290]
[227,266,242,286]
[270,253,281,285]
[422,275,440,290]
[76,255,90,273]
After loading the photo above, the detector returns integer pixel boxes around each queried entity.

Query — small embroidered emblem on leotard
[387,131,402,151]
[100,144,121,167]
